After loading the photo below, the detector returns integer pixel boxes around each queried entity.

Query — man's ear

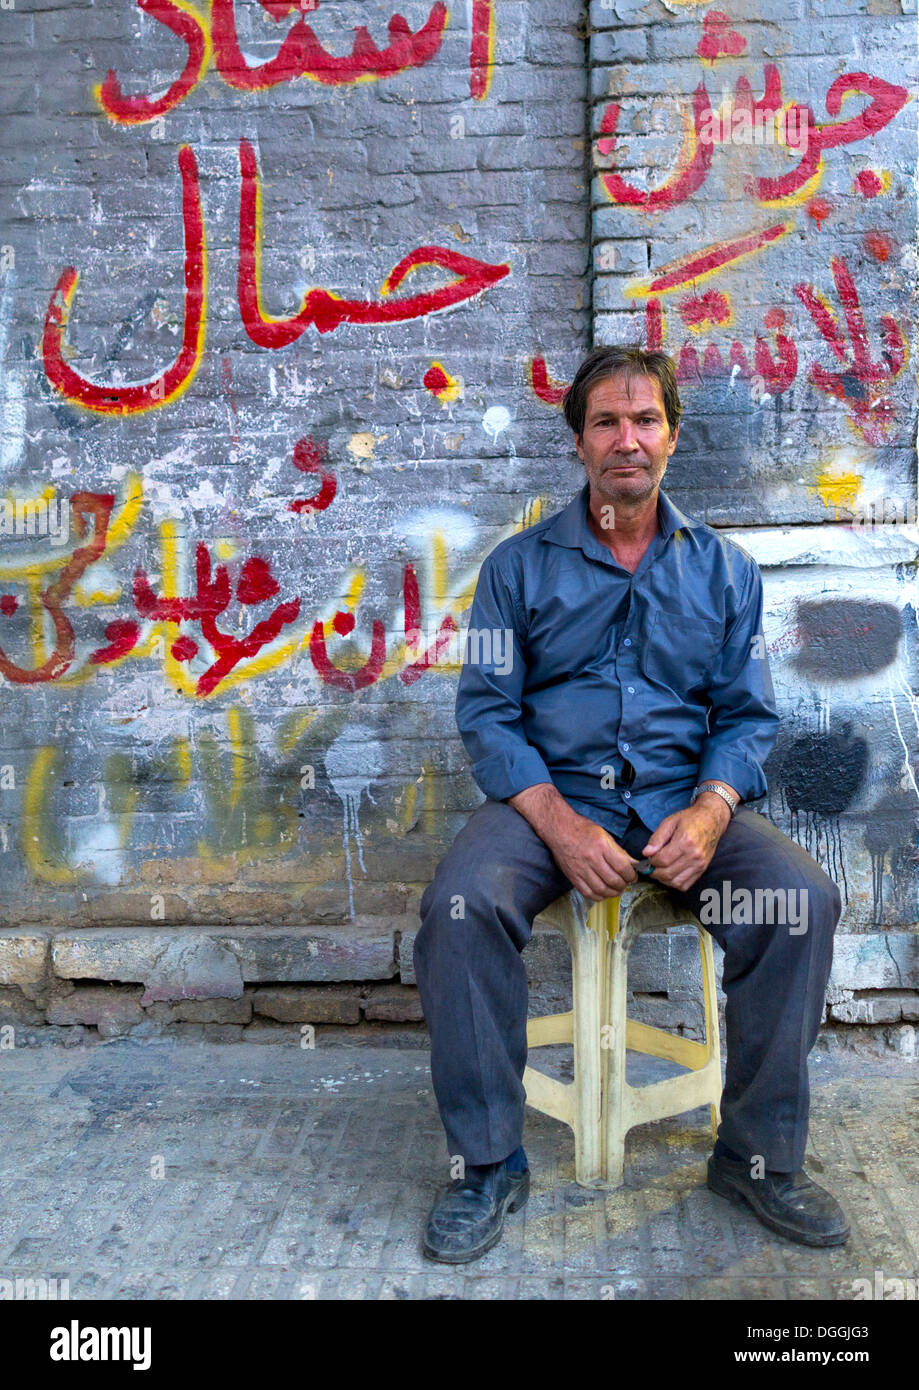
[667,423,680,455]
[574,432,585,461]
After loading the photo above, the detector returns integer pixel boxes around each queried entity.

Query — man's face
[574,371,679,508]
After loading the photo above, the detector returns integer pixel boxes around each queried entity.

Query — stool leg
[602,928,629,1187]
[698,925,722,1138]
[569,914,606,1186]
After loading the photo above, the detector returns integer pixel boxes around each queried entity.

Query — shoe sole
[707,1164,850,1248]
[422,1173,530,1265]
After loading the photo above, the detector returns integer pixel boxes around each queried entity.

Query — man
[414,344,849,1264]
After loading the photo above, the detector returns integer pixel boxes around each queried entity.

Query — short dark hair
[562,344,683,438]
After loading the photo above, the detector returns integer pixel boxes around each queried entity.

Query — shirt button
[627,686,635,694]
[623,638,631,646]
[623,790,631,799]
[622,742,630,752]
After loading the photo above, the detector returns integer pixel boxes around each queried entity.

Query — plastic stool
[523,882,722,1188]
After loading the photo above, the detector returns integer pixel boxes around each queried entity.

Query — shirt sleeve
[697,559,780,804]
[454,550,554,801]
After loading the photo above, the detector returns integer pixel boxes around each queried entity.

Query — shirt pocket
[639,609,724,694]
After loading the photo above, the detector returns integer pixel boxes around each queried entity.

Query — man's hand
[508,783,642,901]
[640,791,732,891]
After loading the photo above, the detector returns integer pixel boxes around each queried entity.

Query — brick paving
[0,1039,916,1300]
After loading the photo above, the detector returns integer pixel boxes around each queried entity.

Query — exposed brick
[144,998,253,1025]
[0,933,49,989]
[250,986,362,1025]
[47,986,145,1039]
[362,984,425,1023]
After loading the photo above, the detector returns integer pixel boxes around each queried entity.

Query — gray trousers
[414,798,842,1173]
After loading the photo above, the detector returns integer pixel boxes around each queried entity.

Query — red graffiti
[679,291,731,329]
[645,301,664,351]
[211,0,448,91]
[470,0,494,100]
[132,544,301,695]
[732,326,799,394]
[423,364,451,396]
[44,139,509,411]
[99,0,448,122]
[400,563,457,686]
[646,223,791,295]
[865,231,894,263]
[854,169,886,198]
[90,618,142,666]
[598,63,908,211]
[0,595,18,617]
[236,557,280,606]
[528,356,569,405]
[170,634,198,663]
[237,140,510,347]
[820,72,909,151]
[309,616,386,692]
[289,436,337,515]
[656,302,798,395]
[598,82,713,213]
[97,0,207,123]
[794,256,908,443]
[0,494,114,684]
[697,11,747,62]
[42,145,205,415]
[807,197,833,229]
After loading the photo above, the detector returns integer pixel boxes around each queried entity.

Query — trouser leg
[619,806,841,1172]
[413,797,571,1167]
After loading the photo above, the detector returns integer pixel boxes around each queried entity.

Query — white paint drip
[888,674,919,800]
[325,725,384,918]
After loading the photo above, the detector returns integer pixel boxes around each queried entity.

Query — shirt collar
[542,479,704,551]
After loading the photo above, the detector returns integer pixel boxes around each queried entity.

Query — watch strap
[692,782,739,817]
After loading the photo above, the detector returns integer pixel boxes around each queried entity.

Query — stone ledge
[46,923,401,990]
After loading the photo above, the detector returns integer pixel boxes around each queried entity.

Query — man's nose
[614,421,640,451]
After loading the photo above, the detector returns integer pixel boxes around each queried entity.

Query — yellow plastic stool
[523,882,722,1188]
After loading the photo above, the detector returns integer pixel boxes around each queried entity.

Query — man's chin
[595,469,653,497]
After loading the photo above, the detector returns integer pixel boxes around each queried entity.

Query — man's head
[562,345,682,509]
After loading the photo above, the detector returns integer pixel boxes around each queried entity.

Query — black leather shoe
[707,1152,850,1247]
[422,1162,530,1264]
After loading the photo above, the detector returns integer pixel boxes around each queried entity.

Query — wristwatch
[691,782,739,817]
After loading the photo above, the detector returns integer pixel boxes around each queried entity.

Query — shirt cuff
[469,746,554,802]
[696,748,765,805]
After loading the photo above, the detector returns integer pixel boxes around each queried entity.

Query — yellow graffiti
[0,472,143,580]
[22,747,84,884]
[810,469,864,516]
[197,705,297,863]
[278,708,318,757]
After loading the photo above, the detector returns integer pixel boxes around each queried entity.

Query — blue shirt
[455,481,780,838]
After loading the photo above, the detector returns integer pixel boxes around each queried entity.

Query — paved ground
[0,1038,916,1300]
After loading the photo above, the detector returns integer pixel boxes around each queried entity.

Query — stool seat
[523,883,722,1188]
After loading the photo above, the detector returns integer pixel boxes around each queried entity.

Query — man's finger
[642,818,677,856]
[599,839,640,882]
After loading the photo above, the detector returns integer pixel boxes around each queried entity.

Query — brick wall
[0,0,916,1046]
